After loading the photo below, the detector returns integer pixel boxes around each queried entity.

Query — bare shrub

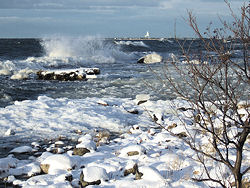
[152,1,249,187]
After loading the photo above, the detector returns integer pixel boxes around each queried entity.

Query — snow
[119,144,146,157]
[0,96,249,187]
[82,166,109,182]
[40,154,74,174]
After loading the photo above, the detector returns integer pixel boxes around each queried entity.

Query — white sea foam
[0,36,138,79]
[114,40,148,47]
[41,35,130,64]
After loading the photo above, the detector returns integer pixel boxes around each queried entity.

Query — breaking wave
[41,35,133,64]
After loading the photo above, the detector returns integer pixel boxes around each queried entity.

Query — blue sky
[0,0,245,38]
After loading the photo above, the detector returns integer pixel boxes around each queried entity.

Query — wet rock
[85,68,100,75]
[72,148,90,156]
[37,70,86,81]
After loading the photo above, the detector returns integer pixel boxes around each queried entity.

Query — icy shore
[0,96,249,187]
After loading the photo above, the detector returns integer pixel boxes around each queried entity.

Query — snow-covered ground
[0,95,249,187]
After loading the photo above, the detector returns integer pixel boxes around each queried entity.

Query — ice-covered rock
[10,68,36,80]
[0,155,19,173]
[5,128,15,136]
[9,162,41,177]
[137,53,162,64]
[9,146,33,154]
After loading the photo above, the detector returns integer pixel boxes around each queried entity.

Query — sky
[0,0,246,38]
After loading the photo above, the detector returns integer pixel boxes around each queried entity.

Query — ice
[9,146,33,154]
[9,162,41,176]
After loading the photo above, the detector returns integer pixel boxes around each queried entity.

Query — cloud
[0,0,157,9]
[158,0,244,15]
[0,16,53,23]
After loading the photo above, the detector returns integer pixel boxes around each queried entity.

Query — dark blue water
[0,37,246,107]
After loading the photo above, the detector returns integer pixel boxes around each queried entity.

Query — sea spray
[40,35,131,64]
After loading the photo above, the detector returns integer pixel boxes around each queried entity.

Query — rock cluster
[37,70,86,81]
[36,68,100,81]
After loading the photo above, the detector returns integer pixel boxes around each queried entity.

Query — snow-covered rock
[119,144,146,157]
[76,140,96,151]
[82,166,109,182]
[40,154,75,174]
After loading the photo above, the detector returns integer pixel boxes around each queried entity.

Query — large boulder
[137,53,162,64]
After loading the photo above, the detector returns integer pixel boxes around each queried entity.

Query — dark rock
[124,163,143,180]
[127,109,139,114]
[127,151,139,156]
[36,71,87,81]
[167,123,177,130]
[79,171,101,188]
[65,174,73,182]
[137,57,145,64]
[137,100,147,105]
[73,148,90,156]
[85,68,100,75]
[176,132,188,138]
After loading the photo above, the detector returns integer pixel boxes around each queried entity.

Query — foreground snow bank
[0,96,249,187]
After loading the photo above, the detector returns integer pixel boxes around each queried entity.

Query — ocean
[0,36,246,108]
[0,36,194,107]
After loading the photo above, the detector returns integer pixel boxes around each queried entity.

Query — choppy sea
[0,36,245,108]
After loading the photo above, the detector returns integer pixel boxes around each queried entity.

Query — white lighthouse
[144,31,150,38]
